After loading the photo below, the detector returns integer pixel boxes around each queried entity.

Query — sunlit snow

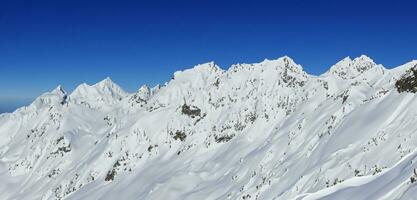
[1,56,417,200]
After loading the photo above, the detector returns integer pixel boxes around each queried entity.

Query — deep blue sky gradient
[1,0,417,112]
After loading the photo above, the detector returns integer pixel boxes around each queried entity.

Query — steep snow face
[32,85,68,107]
[69,77,128,108]
[1,56,417,200]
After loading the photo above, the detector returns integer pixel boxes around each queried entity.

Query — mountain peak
[192,61,222,73]
[354,54,373,62]
[352,54,376,66]
[281,55,295,62]
[262,56,306,74]
[172,62,223,82]
[51,85,67,95]
[69,77,128,105]
[32,85,68,107]
[133,84,151,101]
[92,77,126,94]
[340,56,352,62]
[326,55,379,79]
[227,56,307,83]
[94,77,115,88]
[138,84,150,94]
[261,55,295,64]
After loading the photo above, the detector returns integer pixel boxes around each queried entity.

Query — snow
[1,55,417,200]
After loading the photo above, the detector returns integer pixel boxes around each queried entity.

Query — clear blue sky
[1,0,417,112]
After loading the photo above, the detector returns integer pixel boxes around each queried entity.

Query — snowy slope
[1,55,417,200]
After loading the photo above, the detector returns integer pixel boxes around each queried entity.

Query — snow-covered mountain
[1,55,417,200]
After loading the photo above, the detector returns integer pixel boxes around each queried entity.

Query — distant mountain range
[1,55,417,200]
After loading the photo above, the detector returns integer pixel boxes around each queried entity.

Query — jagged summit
[51,85,67,95]
[171,62,223,86]
[176,61,223,75]
[261,55,295,63]
[325,55,381,79]
[352,54,378,72]
[354,54,374,63]
[228,56,306,77]
[137,85,151,98]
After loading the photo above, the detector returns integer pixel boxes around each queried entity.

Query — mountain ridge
[23,55,416,101]
[1,55,417,200]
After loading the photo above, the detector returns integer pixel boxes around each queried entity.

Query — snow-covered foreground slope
[1,55,417,200]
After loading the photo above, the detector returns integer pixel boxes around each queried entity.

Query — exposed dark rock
[215,134,235,143]
[181,103,201,118]
[396,66,417,93]
[172,131,187,141]
[213,78,220,87]
[60,95,68,105]
[105,161,121,181]
[147,144,158,152]
[56,136,64,144]
[51,144,71,156]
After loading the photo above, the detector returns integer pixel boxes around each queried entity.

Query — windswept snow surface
[1,56,417,200]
